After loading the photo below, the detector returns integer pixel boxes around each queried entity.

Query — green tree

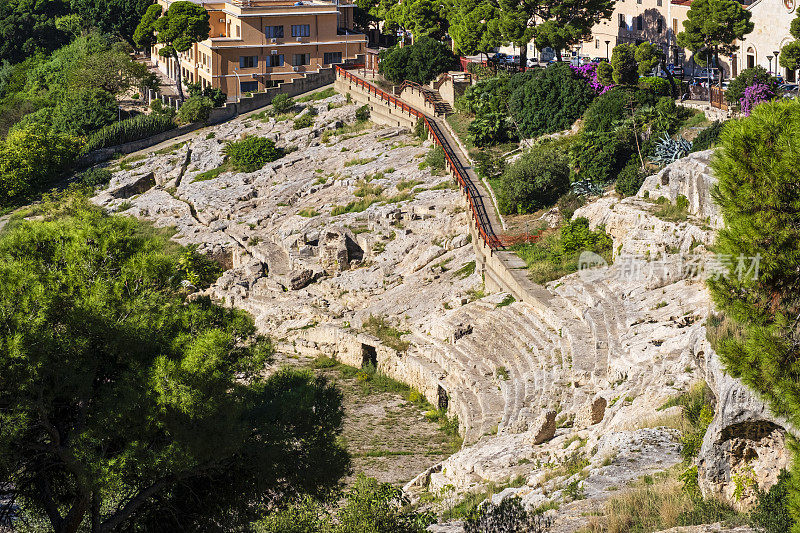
[70,0,154,45]
[499,0,616,64]
[0,196,349,533]
[780,13,800,71]
[676,0,753,89]
[67,48,151,94]
[0,125,82,204]
[0,0,72,63]
[51,88,119,136]
[636,41,677,96]
[385,0,449,40]
[610,43,638,85]
[378,36,458,84]
[134,1,210,101]
[448,0,502,57]
[707,97,800,531]
[507,62,595,138]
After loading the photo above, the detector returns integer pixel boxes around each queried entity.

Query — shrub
[457,75,512,115]
[610,43,639,85]
[615,157,646,197]
[355,104,370,121]
[570,129,634,184]
[422,145,446,173]
[726,66,779,107]
[150,99,175,118]
[507,63,596,138]
[468,112,514,146]
[512,217,613,284]
[224,136,283,172]
[293,113,314,129]
[582,86,658,133]
[691,121,724,152]
[378,36,458,84]
[333,474,435,533]
[83,113,176,152]
[186,82,227,107]
[749,470,794,533]
[177,95,213,124]
[51,88,118,137]
[271,93,294,113]
[498,144,570,214]
[75,167,113,187]
[0,126,83,205]
[639,76,672,96]
[464,497,551,533]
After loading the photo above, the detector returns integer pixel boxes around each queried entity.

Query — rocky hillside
[92,91,790,532]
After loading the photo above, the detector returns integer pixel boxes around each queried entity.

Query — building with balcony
[151,0,367,100]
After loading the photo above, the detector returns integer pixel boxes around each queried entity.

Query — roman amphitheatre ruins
[91,68,791,532]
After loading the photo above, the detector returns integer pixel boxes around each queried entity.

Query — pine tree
[708,97,800,530]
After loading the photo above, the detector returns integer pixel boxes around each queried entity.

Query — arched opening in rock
[361,343,377,369]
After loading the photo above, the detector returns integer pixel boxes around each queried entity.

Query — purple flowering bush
[571,63,614,95]
[740,83,775,116]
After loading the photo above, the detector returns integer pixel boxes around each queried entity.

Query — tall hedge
[507,62,595,139]
[83,113,176,152]
[708,97,800,530]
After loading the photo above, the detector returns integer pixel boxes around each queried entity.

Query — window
[635,15,643,31]
[236,25,240,37]
[787,68,796,82]
[657,0,662,5]
[239,55,258,68]
[324,52,342,64]
[293,53,311,66]
[657,19,663,33]
[268,54,285,67]
[672,18,678,34]
[619,13,625,27]
[265,25,284,38]
[291,24,310,37]
[240,80,258,93]
[595,39,599,49]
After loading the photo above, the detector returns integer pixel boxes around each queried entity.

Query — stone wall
[78,67,338,168]
[333,77,417,129]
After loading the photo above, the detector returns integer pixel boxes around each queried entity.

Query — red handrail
[335,66,503,250]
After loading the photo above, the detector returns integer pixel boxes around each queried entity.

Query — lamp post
[774,50,781,77]
[768,55,774,75]
[233,67,241,103]
[605,40,610,60]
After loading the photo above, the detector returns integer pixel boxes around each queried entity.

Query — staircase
[419,85,453,116]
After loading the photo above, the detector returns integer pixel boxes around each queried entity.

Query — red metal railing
[335,65,503,250]
[396,80,449,115]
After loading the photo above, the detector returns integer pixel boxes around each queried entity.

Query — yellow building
[151,0,367,100]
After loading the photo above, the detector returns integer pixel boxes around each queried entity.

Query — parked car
[526,57,540,67]
[691,67,716,79]
[780,83,799,98]
[507,55,520,65]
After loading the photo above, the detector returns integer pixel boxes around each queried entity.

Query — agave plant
[651,133,692,165]
[571,179,604,197]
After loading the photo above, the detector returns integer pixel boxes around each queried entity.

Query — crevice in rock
[173,143,193,189]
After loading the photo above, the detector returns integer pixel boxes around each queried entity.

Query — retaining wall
[334,78,417,128]
[79,66,339,167]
